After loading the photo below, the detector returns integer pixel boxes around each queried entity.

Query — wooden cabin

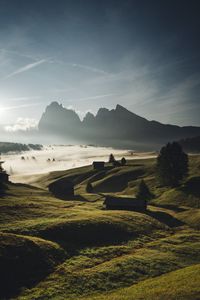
[0,172,9,183]
[104,195,147,211]
[93,161,105,170]
[0,161,9,183]
[48,178,74,199]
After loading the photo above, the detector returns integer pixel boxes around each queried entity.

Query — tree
[157,142,188,187]
[109,153,115,163]
[121,157,127,166]
[136,180,152,200]
[86,182,93,193]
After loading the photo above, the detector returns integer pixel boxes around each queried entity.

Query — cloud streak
[0,103,41,111]
[65,93,116,103]
[50,59,109,75]
[5,59,47,79]
[0,48,37,61]
[70,63,109,75]
[8,96,42,102]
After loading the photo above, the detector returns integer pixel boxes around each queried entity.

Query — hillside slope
[0,155,199,299]
[83,264,200,300]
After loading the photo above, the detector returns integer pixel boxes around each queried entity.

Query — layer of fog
[2,145,156,184]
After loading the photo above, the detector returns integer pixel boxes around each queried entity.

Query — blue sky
[0,0,200,129]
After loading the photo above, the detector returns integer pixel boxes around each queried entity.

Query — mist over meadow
[2,145,155,184]
[1,145,131,183]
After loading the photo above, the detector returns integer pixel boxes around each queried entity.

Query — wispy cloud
[0,103,41,111]
[65,93,115,103]
[70,63,109,75]
[5,59,47,79]
[7,96,42,102]
[0,48,37,61]
[66,105,93,120]
[4,117,38,132]
[50,59,109,75]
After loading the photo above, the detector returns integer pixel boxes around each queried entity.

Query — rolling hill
[0,154,200,299]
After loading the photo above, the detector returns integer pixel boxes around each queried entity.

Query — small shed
[93,161,105,170]
[0,161,9,183]
[104,195,147,211]
[0,172,9,183]
[48,178,74,199]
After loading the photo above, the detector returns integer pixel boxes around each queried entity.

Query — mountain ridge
[38,102,200,149]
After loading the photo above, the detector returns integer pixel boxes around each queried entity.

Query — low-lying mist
[2,145,156,184]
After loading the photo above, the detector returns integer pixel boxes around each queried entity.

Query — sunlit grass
[0,154,199,299]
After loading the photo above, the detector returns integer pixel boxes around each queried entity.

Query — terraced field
[0,155,200,299]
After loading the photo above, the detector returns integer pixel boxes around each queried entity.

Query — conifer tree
[157,142,188,186]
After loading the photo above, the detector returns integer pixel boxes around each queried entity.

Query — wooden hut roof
[104,195,145,207]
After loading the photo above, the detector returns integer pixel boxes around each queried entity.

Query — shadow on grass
[94,168,145,193]
[39,221,136,255]
[146,210,185,228]
[0,234,66,299]
[150,204,187,212]
[180,176,200,197]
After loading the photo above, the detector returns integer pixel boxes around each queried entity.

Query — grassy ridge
[83,264,200,300]
[0,155,199,299]
[0,232,65,298]
[18,229,200,299]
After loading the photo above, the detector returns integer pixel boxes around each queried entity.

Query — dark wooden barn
[93,161,105,170]
[0,161,9,183]
[48,178,74,199]
[0,172,9,183]
[104,195,147,211]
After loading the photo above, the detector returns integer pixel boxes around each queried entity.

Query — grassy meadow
[0,154,200,299]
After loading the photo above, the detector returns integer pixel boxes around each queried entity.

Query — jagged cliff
[38,102,200,149]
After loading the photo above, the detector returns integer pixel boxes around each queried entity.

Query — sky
[0,0,200,131]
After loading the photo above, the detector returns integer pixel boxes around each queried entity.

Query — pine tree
[86,182,93,193]
[109,153,115,163]
[137,180,152,200]
[157,142,188,187]
[121,157,127,165]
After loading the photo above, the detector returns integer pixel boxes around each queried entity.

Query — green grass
[151,187,200,208]
[18,229,200,299]
[0,232,65,298]
[82,264,200,300]
[0,154,199,299]
[175,209,200,230]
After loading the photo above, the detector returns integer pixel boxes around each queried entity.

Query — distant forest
[179,136,200,153]
[0,142,42,154]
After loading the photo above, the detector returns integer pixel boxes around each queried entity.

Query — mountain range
[38,102,200,149]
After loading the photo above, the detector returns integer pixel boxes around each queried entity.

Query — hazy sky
[0,0,200,129]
